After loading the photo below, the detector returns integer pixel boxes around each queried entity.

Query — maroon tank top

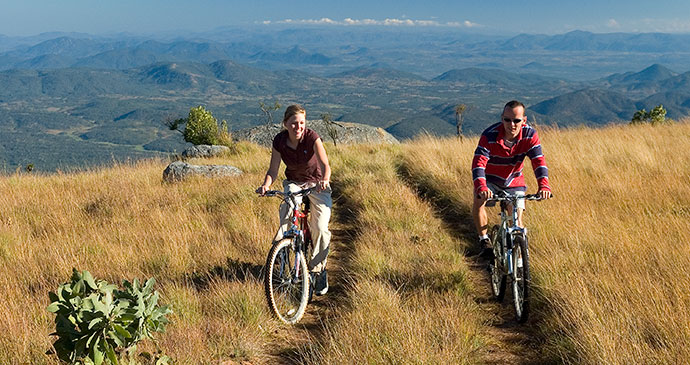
[272,128,323,183]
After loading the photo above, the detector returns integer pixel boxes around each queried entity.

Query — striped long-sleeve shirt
[472,122,551,194]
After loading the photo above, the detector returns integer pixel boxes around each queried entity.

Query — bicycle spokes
[265,238,310,324]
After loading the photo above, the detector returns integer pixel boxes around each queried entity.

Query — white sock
[479,234,489,241]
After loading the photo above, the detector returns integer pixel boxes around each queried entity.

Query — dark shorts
[485,183,525,209]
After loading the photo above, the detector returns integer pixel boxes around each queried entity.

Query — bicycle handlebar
[258,186,317,199]
[484,193,553,202]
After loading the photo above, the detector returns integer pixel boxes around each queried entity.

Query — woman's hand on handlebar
[256,185,270,196]
[317,179,330,192]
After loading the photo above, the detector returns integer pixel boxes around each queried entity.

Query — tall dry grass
[0,142,299,363]
[400,120,690,364]
[298,143,488,364]
[5,119,689,364]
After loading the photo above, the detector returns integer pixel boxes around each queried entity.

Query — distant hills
[3,29,690,80]
[529,89,637,126]
[1,27,690,171]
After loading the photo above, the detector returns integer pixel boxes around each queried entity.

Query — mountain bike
[260,187,315,324]
[487,193,547,323]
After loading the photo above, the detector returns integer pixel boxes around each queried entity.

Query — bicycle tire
[304,236,315,303]
[488,225,506,302]
[264,237,310,324]
[512,235,530,323]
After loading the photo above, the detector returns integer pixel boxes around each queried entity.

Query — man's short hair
[503,100,526,112]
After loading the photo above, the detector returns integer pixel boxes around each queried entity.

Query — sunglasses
[502,117,524,124]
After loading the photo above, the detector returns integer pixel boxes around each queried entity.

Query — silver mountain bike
[487,193,547,323]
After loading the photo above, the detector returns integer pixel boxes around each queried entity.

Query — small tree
[454,104,467,139]
[259,101,281,127]
[321,112,343,146]
[648,104,667,125]
[631,104,668,125]
[166,106,232,146]
[184,106,219,145]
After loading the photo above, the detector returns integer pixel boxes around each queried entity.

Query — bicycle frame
[497,200,526,276]
[265,188,315,279]
[490,194,540,275]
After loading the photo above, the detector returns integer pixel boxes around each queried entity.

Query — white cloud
[606,19,620,29]
[266,17,478,28]
[383,18,415,26]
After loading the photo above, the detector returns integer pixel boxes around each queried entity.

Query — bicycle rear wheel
[512,235,530,323]
[488,225,506,302]
[264,237,310,324]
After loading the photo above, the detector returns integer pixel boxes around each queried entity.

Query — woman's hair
[283,104,306,123]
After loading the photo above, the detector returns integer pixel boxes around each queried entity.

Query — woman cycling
[256,104,332,296]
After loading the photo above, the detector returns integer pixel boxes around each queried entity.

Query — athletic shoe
[314,269,328,296]
[478,238,495,261]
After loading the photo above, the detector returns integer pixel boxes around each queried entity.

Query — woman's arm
[314,138,331,191]
[257,147,282,195]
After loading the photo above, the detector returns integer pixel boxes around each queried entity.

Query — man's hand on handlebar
[478,189,493,201]
[537,189,552,200]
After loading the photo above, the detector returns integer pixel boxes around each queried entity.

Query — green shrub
[183,106,219,145]
[631,104,668,125]
[47,269,172,365]
[165,106,234,147]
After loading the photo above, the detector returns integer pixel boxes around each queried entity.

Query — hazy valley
[2,27,690,170]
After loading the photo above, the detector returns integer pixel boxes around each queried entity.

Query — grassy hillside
[400,119,690,363]
[0,120,689,363]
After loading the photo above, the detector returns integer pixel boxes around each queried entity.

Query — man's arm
[526,131,551,196]
[472,135,491,195]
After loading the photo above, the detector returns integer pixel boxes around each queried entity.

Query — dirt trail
[268,166,550,364]
[395,163,549,365]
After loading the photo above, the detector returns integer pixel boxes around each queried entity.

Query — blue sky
[2,0,690,36]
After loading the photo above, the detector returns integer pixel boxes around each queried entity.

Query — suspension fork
[505,232,514,276]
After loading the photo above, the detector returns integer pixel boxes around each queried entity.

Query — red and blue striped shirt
[472,122,551,194]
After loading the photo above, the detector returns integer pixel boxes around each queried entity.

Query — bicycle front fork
[503,233,515,275]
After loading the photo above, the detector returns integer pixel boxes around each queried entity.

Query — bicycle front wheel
[512,235,530,323]
[264,237,310,324]
[489,225,506,302]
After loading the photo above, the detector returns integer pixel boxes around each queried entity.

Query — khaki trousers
[273,181,332,273]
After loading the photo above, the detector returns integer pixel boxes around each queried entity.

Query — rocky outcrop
[181,144,230,158]
[163,161,242,182]
[233,119,399,147]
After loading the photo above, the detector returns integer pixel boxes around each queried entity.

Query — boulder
[233,120,399,147]
[181,144,230,158]
[163,161,242,182]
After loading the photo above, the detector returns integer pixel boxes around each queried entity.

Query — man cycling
[472,100,552,259]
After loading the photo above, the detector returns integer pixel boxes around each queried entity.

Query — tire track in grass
[396,159,550,365]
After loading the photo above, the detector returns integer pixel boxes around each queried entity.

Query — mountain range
[1,27,690,171]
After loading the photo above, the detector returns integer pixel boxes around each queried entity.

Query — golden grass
[3,120,689,364]
[297,144,487,364]
[0,142,293,363]
[400,119,690,364]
